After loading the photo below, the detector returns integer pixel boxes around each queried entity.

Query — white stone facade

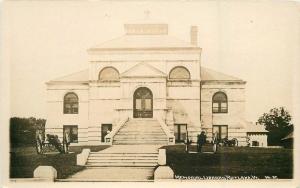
[45,23,254,146]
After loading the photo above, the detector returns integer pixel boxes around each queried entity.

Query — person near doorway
[212,132,219,153]
[185,138,192,153]
[63,131,71,153]
[197,131,207,153]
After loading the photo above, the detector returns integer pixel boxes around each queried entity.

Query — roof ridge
[201,66,244,81]
[88,35,126,50]
[88,34,198,50]
[50,69,88,82]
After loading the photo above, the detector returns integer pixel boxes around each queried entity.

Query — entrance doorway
[174,124,187,143]
[133,87,153,118]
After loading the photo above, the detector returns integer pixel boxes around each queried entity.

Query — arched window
[64,92,78,114]
[212,92,228,113]
[169,66,190,79]
[98,67,119,81]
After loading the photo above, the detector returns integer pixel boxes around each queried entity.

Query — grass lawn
[10,145,110,179]
[162,145,293,179]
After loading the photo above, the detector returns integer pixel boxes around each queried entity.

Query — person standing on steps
[197,131,207,153]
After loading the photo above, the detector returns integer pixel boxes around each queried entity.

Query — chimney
[190,26,198,46]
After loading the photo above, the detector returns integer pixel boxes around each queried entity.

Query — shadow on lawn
[10,145,110,179]
[161,145,293,179]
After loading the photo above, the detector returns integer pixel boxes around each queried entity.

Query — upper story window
[169,66,191,80]
[212,92,228,113]
[64,92,78,114]
[98,67,119,81]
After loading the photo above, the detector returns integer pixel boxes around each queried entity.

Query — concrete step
[114,135,166,138]
[113,118,167,145]
[116,132,166,135]
[89,155,158,158]
[119,127,163,130]
[88,156,158,159]
[87,159,158,163]
[66,167,155,181]
[119,128,163,133]
[88,156,158,160]
[113,137,166,140]
[113,139,168,142]
[113,142,168,145]
[124,124,159,126]
[86,162,158,167]
[89,153,158,158]
[113,137,167,140]
[89,152,158,155]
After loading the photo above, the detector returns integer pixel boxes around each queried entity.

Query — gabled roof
[246,122,268,133]
[201,67,244,82]
[89,22,199,51]
[47,69,89,83]
[121,62,166,78]
[88,35,198,51]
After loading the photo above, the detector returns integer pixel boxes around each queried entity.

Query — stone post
[155,148,174,180]
[33,166,57,181]
[158,149,166,165]
[77,148,91,166]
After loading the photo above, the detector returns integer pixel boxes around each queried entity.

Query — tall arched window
[64,92,78,114]
[212,92,228,113]
[169,66,190,79]
[98,67,119,81]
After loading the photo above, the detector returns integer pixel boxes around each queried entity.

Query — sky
[4,0,300,122]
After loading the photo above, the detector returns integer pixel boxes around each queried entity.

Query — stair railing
[157,118,175,145]
[104,117,129,145]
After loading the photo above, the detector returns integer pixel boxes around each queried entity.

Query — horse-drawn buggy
[220,137,238,147]
[35,131,70,154]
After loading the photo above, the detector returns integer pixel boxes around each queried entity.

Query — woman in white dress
[212,132,219,153]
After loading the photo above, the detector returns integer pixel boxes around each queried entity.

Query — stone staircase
[65,118,170,181]
[86,152,158,167]
[113,118,169,145]
[66,145,160,181]
[64,167,155,181]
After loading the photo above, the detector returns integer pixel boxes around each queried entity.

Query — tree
[10,117,46,147]
[257,107,293,146]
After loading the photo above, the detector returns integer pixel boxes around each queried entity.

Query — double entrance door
[133,87,153,118]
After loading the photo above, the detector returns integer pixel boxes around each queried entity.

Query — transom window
[169,66,190,79]
[63,92,78,114]
[212,92,228,113]
[98,67,119,81]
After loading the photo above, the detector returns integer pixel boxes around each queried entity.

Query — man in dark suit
[197,131,207,153]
